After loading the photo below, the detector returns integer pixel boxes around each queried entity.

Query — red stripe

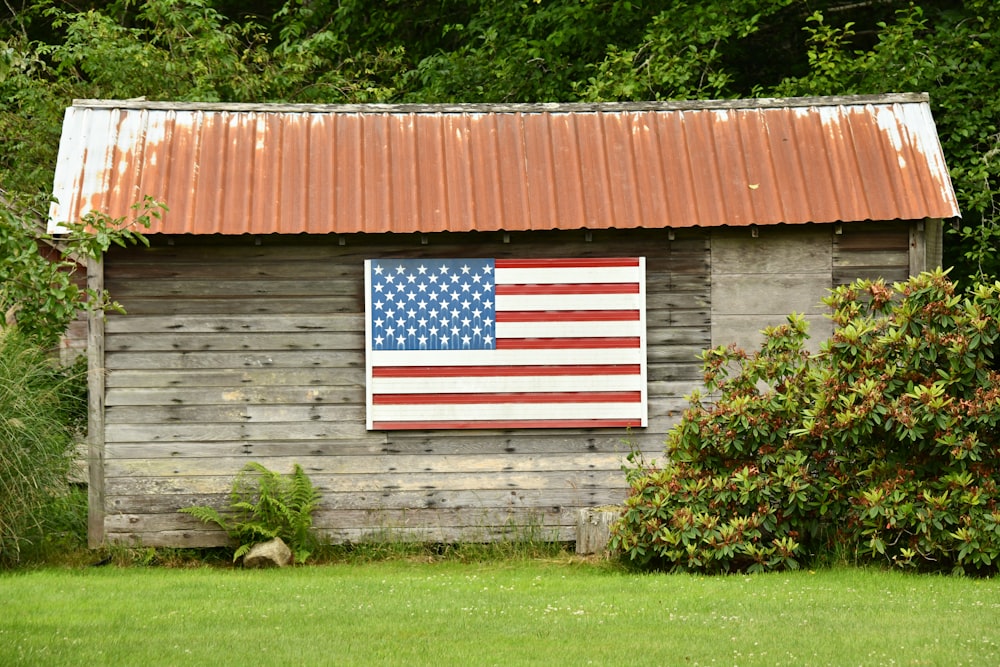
[496,337,640,349]
[373,391,641,405]
[496,310,639,322]
[372,419,643,430]
[495,258,640,269]
[496,283,639,295]
[372,364,641,378]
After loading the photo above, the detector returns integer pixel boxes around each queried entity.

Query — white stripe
[371,402,642,422]
[371,374,643,394]
[371,347,643,367]
[495,266,641,285]
[495,293,643,312]
[495,320,639,339]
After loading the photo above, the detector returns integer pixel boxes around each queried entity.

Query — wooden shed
[48,93,960,548]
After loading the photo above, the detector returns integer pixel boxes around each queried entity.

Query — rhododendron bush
[613,270,1000,574]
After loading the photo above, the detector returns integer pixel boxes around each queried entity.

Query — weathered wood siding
[710,221,937,352]
[711,225,834,352]
[834,221,912,285]
[98,229,710,546]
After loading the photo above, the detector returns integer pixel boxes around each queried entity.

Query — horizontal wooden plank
[106,507,577,534]
[105,421,370,443]
[105,403,365,425]
[108,487,628,515]
[106,368,363,389]
[105,331,363,352]
[106,314,363,334]
[104,524,578,547]
[103,452,632,477]
[106,278,359,298]
[103,469,630,495]
[833,267,910,285]
[106,384,361,406]
[832,249,908,268]
[105,350,361,370]
[834,224,908,251]
[105,259,359,281]
[109,297,358,315]
[105,434,666,459]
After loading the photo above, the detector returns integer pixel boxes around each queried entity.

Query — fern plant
[181,462,321,563]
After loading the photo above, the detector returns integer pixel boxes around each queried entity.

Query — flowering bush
[613,270,1000,574]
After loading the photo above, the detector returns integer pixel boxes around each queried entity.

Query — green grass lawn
[2,561,998,666]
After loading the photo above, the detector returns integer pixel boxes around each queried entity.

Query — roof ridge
[71,93,930,115]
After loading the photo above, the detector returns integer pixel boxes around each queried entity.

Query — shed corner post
[86,254,106,548]
[909,219,928,277]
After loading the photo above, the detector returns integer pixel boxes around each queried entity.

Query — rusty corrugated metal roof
[48,94,960,235]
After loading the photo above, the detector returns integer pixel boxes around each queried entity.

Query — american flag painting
[364,257,647,430]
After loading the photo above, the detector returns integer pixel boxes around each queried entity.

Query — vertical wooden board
[87,256,106,547]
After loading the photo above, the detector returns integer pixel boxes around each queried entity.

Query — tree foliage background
[1,1,998,281]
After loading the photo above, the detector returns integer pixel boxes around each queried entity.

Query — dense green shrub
[0,328,86,566]
[614,270,1000,574]
[181,462,321,564]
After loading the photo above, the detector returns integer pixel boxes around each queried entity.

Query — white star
[396,335,406,346]
[450,274,460,283]
[418,265,428,274]
[483,334,493,345]
[460,299,471,309]
[373,317,385,328]
[374,334,384,346]
[396,265,406,274]
[407,326,417,336]
[461,317,471,327]
[441,338,449,348]
[451,326,460,336]
[418,335,427,345]
[374,284,385,293]
[417,317,428,327]
[407,308,417,318]
[482,265,493,274]
[429,326,438,336]
[461,334,471,346]
[460,264,471,274]
[473,325,482,335]
[406,274,417,284]
[429,275,438,283]
[406,291,416,301]
[439,265,449,274]
[373,265,384,275]
[461,282,471,292]
[417,299,428,309]
[396,317,406,327]
[472,274,482,283]
[483,316,493,326]
[385,274,394,283]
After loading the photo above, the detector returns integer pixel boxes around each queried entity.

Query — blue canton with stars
[369,258,496,351]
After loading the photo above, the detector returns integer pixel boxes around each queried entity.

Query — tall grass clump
[0,327,86,567]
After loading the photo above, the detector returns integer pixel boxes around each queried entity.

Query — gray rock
[243,537,293,568]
